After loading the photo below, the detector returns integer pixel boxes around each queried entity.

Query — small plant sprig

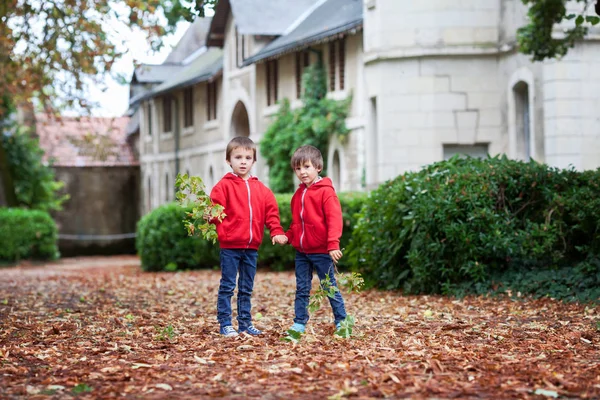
[175,173,226,243]
[281,267,364,342]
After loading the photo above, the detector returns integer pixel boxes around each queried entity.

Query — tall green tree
[0,0,217,206]
[518,0,600,61]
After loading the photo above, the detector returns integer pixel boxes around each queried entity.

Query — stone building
[129,0,600,214]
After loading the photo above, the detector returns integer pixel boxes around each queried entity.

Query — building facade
[130,0,600,214]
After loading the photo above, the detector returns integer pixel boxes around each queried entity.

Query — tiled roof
[243,0,363,65]
[36,114,138,167]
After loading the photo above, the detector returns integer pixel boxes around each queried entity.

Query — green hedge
[137,193,367,272]
[0,208,59,262]
[136,203,220,272]
[347,156,600,303]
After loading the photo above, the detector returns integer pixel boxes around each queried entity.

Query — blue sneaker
[289,323,306,333]
[220,325,238,337]
[335,322,342,330]
[240,325,262,335]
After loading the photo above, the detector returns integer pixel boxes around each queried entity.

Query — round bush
[347,156,600,300]
[0,208,59,262]
[136,203,219,271]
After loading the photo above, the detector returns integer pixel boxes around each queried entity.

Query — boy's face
[227,147,255,179]
[294,159,321,187]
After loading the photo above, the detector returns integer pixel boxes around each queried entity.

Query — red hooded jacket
[285,177,343,253]
[210,173,284,250]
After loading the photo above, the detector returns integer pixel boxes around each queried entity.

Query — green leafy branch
[175,173,226,243]
[282,270,364,342]
[518,0,600,61]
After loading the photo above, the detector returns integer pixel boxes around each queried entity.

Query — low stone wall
[52,166,140,256]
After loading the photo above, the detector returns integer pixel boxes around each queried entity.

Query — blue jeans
[217,249,258,330]
[294,251,347,325]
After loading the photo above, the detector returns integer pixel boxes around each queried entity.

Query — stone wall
[52,166,140,256]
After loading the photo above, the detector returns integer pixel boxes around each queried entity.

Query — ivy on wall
[260,60,352,193]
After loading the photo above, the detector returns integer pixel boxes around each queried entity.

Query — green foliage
[175,173,225,243]
[335,316,356,339]
[0,208,59,262]
[136,203,220,272]
[518,0,599,61]
[261,62,352,193]
[2,125,68,211]
[72,383,93,394]
[347,155,600,302]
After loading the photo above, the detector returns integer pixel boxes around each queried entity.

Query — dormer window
[328,37,346,92]
[183,87,194,128]
[162,96,172,133]
[266,59,279,106]
[235,26,248,68]
[295,50,310,99]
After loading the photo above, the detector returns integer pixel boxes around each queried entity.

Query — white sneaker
[220,325,238,337]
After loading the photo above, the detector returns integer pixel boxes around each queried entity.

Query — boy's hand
[329,249,343,263]
[272,235,288,245]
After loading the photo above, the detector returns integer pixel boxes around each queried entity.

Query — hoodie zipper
[299,187,307,251]
[245,180,253,247]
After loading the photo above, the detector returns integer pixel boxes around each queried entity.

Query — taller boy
[210,137,287,337]
[285,145,347,334]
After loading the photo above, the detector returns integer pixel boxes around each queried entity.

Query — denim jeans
[217,249,258,330]
[294,251,347,325]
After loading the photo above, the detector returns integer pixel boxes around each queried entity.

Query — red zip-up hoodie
[285,177,343,253]
[210,173,284,250]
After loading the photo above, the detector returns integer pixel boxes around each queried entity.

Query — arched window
[147,177,152,212]
[513,81,531,161]
[165,173,170,202]
[331,150,341,190]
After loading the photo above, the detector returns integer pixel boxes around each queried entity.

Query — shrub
[347,155,600,302]
[136,203,219,272]
[0,208,59,262]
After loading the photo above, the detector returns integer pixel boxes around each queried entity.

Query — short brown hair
[290,145,323,171]
[226,136,256,161]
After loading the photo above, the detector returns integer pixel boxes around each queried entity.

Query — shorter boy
[210,137,287,337]
[285,145,347,334]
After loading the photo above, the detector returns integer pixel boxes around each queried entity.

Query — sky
[87,22,190,118]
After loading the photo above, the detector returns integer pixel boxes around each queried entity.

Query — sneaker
[289,322,306,333]
[220,325,239,337]
[240,325,262,336]
[335,322,342,330]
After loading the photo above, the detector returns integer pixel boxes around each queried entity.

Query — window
[147,177,152,212]
[338,37,345,90]
[165,173,170,202]
[183,87,194,128]
[295,51,310,99]
[206,81,217,121]
[266,59,279,106]
[162,96,172,133]
[235,26,248,68]
[513,82,531,161]
[443,144,489,160]
[147,104,153,136]
[328,38,346,92]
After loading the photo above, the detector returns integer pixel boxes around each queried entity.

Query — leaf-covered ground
[1,256,599,399]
